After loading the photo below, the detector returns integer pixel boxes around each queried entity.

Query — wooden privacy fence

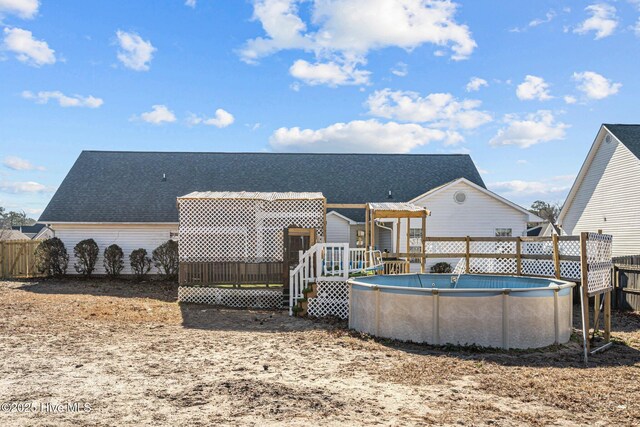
[422,235,582,281]
[179,261,283,286]
[0,239,43,279]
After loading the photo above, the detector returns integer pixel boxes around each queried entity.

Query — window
[409,228,423,262]
[409,228,422,239]
[495,228,512,237]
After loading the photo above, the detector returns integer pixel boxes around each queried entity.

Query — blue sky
[1,0,639,218]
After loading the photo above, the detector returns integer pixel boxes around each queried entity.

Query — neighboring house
[11,224,54,240]
[0,229,30,241]
[39,151,539,274]
[555,124,640,257]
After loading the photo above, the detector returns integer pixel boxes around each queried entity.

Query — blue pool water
[353,273,565,290]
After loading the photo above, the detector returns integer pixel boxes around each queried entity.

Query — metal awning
[178,191,324,201]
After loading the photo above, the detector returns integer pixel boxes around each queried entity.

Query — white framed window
[409,228,423,262]
[495,228,512,237]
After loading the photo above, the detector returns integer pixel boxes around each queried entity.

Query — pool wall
[348,274,575,349]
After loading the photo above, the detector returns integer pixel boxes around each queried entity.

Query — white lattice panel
[560,260,580,280]
[469,258,517,275]
[307,281,349,319]
[585,233,613,296]
[178,286,283,308]
[558,240,580,257]
[178,196,324,263]
[522,259,556,277]
[521,241,553,256]
[470,241,516,255]
[426,240,465,254]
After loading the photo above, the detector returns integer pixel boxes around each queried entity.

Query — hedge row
[35,237,178,281]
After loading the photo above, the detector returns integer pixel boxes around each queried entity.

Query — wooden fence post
[465,236,470,274]
[552,233,561,279]
[604,289,611,342]
[516,237,522,276]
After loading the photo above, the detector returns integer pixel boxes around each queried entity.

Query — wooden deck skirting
[0,240,44,279]
[179,261,283,286]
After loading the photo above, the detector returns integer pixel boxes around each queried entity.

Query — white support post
[342,243,350,280]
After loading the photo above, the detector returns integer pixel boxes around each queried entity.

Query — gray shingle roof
[39,151,485,223]
[604,124,640,160]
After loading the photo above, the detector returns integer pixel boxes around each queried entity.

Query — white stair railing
[289,243,389,315]
[289,243,349,315]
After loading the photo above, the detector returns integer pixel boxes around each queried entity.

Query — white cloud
[563,95,577,104]
[529,10,556,28]
[0,0,39,19]
[366,89,492,131]
[289,59,370,86]
[240,0,476,86]
[391,62,408,77]
[3,156,45,171]
[516,75,552,101]
[572,71,621,100]
[466,77,488,92]
[510,10,556,32]
[489,110,569,148]
[116,30,156,71]
[0,180,52,193]
[516,159,528,165]
[187,108,235,128]
[634,18,640,36]
[489,176,573,198]
[2,27,55,66]
[138,105,176,125]
[574,3,618,39]
[22,90,103,108]
[270,119,446,153]
[185,0,196,7]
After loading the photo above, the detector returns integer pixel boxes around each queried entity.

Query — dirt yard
[0,279,638,426]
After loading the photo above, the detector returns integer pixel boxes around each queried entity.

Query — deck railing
[289,243,385,314]
[179,261,283,285]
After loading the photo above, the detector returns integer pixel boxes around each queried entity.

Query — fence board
[179,261,283,286]
[0,240,44,279]
[613,255,640,311]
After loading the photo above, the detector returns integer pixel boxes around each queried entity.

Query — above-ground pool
[348,274,576,349]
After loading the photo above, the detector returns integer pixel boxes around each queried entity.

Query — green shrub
[430,262,452,274]
[35,237,69,277]
[73,238,99,276]
[129,248,152,281]
[103,244,124,278]
[152,240,179,279]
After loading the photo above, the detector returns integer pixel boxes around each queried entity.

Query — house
[39,151,540,274]
[0,229,30,241]
[555,124,640,257]
[11,224,54,240]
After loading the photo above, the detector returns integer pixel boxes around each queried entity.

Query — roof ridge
[80,150,470,157]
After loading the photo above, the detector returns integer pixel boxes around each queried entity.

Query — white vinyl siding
[326,213,350,244]
[395,181,530,271]
[561,132,640,257]
[350,225,365,248]
[51,223,177,275]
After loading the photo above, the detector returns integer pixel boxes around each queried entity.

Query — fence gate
[0,240,43,279]
[579,232,613,362]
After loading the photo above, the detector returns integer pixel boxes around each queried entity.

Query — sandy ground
[0,279,638,426]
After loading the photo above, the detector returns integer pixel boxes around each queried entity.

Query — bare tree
[0,207,36,240]
[529,200,562,224]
